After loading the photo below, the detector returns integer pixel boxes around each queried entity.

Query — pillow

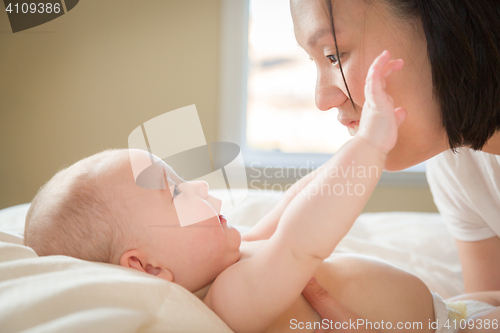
[0,203,234,333]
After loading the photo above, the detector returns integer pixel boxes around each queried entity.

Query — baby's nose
[192,180,209,196]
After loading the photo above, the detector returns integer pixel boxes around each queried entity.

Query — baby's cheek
[173,199,216,227]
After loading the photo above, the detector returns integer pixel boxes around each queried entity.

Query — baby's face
[115,149,241,290]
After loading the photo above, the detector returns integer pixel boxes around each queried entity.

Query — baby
[24,51,499,333]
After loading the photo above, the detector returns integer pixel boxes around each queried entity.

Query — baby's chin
[226,224,242,260]
[228,224,242,245]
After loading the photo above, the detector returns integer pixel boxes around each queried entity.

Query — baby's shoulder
[203,239,268,308]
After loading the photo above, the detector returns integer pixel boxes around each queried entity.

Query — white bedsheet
[0,189,463,332]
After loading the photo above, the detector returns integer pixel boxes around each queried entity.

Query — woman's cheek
[343,59,367,106]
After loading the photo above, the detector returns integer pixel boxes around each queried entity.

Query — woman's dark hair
[326,0,500,151]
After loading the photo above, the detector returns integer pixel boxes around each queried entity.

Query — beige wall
[0,0,221,209]
[0,0,437,213]
[363,186,437,213]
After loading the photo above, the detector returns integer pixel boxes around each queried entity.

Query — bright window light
[244,0,425,173]
[246,0,352,154]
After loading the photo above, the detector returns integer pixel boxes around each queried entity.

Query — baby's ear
[119,249,144,271]
[147,264,174,282]
[119,249,174,282]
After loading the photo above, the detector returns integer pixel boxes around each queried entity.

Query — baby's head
[24,149,133,264]
[25,149,242,292]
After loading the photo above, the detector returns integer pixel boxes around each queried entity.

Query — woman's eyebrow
[308,28,331,47]
[307,27,343,47]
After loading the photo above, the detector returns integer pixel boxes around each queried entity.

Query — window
[247,0,351,155]
[219,0,426,181]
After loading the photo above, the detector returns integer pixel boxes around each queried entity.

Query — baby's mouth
[218,214,227,226]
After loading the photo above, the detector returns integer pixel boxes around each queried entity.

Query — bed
[0,189,463,332]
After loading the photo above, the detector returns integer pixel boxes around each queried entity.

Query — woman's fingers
[302,277,374,333]
[302,277,343,320]
[302,279,333,333]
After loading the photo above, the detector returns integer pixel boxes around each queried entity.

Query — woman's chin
[384,159,412,172]
[384,149,423,171]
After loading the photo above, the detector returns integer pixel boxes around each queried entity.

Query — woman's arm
[455,237,500,292]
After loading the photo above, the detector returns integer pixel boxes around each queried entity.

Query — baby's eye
[326,53,343,66]
[173,185,181,198]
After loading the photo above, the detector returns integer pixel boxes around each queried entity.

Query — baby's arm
[207,51,406,333]
[241,164,329,242]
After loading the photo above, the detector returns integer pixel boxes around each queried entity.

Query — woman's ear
[119,249,174,282]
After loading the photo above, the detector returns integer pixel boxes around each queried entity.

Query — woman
[246,0,500,330]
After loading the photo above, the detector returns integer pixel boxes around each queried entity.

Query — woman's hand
[357,50,407,154]
[302,277,343,333]
[302,277,378,333]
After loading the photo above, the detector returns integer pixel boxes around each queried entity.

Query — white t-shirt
[426,148,500,241]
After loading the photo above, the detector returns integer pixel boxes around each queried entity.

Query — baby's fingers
[365,61,387,107]
[365,51,402,107]
[373,49,392,69]
[383,59,404,77]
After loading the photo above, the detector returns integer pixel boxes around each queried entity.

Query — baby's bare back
[216,240,435,333]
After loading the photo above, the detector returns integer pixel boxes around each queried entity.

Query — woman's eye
[172,185,181,198]
[326,53,342,65]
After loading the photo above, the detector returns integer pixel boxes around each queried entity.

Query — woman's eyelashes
[309,53,344,66]
[327,53,343,65]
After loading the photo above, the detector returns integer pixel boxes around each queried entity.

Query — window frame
[218,0,427,187]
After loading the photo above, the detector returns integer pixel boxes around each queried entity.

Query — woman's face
[291,0,449,170]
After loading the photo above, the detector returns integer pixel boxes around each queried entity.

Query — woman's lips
[338,115,360,136]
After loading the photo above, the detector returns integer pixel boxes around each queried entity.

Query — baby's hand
[357,50,407,154]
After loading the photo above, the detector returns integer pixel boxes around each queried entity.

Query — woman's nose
[315,68,348,111]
